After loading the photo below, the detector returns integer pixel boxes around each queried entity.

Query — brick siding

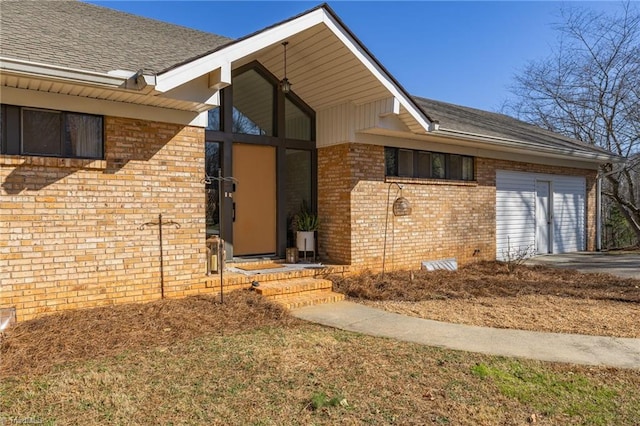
[0,117,216,321]
[1,130,599,321]
[318,143,597,271]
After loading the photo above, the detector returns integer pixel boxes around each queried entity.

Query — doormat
[235,263,285,271]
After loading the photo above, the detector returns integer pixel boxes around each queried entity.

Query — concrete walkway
[526,252,640,279]
[292,301,640,369]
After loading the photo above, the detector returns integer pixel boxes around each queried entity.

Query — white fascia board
[159,74,220,106]
[436,127,620,163]
[156,7,432,137]
[320,13,432,133]
[376,97,401,117]
[357,126,615,166]
[354,131,602,170]
[156,10,325,92]
[1,86,206,127]
[1,57,127,87]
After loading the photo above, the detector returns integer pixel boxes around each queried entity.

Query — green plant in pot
[293,202,318,255]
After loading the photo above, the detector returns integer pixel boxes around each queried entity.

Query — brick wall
[317,144,352,264]
[0,117,214,321]
[318,143,598,271]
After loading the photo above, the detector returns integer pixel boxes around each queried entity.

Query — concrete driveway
[526,251,640,279]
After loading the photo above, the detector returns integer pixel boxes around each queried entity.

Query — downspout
[596,175,602,251]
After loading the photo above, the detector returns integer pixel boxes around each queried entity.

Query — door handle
[232,202,236,222]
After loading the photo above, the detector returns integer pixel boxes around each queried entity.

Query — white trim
[435,127,618,163]
[0,57,157,89]
[320,12,432,133]
[355,126,615,165]
[155,11,325,92]
[207,65,231,90]
[153,7,433,134]
[1,86,207,127]
[352,132,603,170]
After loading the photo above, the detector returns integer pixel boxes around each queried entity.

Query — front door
[232,143,277,256]
[535,180,552,254]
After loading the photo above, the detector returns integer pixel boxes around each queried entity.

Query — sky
[87,1,622,113]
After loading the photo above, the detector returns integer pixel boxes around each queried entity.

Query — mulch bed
[0,290,298,377]
[330,261,640,303]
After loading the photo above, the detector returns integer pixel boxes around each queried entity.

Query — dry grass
[1,286,640,425]
[0,290,297,377]
[2,324,639,425]
[330,261,640,338]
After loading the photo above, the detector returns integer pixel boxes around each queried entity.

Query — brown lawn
[1,264,639,425]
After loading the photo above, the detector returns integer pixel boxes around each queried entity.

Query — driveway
[526,251,640,279]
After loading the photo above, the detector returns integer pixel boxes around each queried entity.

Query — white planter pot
[296,231,315,253]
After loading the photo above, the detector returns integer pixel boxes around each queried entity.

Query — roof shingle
[0,0,232,74]
[413,96,614,157]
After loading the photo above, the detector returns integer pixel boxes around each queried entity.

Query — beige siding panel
[317,102,355,147]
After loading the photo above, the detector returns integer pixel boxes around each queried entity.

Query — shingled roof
[0,0,232,74]
[413,96,615,158]
[0,1,619,161]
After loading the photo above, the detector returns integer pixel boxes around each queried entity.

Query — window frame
[1,104,104,160]
[384,147,475,181]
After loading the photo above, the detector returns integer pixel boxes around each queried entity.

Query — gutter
[435,127,621,163]
[0,57,156,91]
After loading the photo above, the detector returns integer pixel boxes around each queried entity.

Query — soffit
[0,73,210,113]
[233,23,394,113]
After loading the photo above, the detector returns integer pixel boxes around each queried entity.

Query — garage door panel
[496,171,586,260]
[552,176,585,253]
[496,171,536,260]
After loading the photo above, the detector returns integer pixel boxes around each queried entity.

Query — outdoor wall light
[280,41,292,93]
[392,195,412,216]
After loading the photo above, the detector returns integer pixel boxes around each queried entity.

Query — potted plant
[293,203,319,255]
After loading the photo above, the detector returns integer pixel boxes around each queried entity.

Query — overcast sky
[87,1,623,112]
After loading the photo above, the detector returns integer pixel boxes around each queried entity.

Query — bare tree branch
[505,2,640,246]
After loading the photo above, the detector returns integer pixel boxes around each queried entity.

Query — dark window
[65,113,103,158]
[449,154,463,180]
[285,96,311,141]
[398,149,413,177]
[231,69,274,136]
[205,141,222,237]
[462,156,474,180]
[206,107,221,131]
[1,104,103,159]
[416,151,431,178]
[432,153,445,179]
[384,147,474,181]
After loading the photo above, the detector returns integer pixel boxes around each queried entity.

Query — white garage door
[496,171,586,260]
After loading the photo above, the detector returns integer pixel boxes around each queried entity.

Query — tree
[505,2,640,246]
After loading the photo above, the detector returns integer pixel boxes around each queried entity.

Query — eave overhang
[358,125,622,166]
[153,4,434,133]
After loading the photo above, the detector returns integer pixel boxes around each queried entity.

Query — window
[231,69,274,136]
[205,142,222,237]
[1,105,103,159]
[285,96,311,140]
[384,147,474,181]
[206,107,221,131]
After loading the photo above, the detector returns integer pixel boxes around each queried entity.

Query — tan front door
[232,143,277,256]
